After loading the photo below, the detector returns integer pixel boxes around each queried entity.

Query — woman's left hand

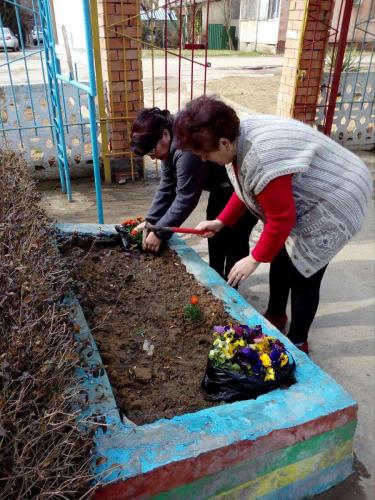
[227,256,260,288]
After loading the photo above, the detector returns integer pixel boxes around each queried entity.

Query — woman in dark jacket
[130,107,257,280]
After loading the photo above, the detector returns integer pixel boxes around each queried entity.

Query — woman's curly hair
[174,96,240,152]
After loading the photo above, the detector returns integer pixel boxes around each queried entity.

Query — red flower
[121,218,134,226]
[191,295,199,305]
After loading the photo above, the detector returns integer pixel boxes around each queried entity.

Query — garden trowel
[142,222,207,246]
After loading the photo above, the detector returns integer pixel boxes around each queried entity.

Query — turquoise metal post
[82,0,104,224]
[38,0,72,199]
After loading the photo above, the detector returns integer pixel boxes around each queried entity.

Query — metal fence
[0,0,104,221]
[92,0,212,182]
[314,0,375,149]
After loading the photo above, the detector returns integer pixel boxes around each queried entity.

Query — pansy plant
[209,325,290,382]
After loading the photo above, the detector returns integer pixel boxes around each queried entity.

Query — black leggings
[206,188,258,280]
[267,247,328,343]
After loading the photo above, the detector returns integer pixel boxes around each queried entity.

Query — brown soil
[208,75,281,114]
[63,244,233,425]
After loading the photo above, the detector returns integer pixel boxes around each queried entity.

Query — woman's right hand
[144,231,162,252]
[195,219,225,238]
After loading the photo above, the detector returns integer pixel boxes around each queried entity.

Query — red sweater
[217,175,296,262]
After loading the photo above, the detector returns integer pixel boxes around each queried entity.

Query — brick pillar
[277,0,334,124]
[98,0,144,180]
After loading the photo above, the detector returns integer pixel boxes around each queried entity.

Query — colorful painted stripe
[152,421,355,500]
[95,420,356,499]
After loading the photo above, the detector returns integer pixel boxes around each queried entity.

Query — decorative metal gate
[90,0,212,182]
[0,0,104,221]
[314,0,374,149]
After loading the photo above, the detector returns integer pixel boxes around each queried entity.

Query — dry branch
[0,149,92,499]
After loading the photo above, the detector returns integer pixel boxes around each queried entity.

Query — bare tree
[223,0,234,50]
[186,2,203,45]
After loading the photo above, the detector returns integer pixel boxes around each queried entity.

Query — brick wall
[98,0,143,176]
[276,0,334,124]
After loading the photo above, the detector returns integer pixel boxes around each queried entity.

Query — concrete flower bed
[57,223,357,500]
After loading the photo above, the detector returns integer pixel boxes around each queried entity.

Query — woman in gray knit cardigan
[174,96,372,354]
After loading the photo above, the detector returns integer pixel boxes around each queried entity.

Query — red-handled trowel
[142,222,207,246]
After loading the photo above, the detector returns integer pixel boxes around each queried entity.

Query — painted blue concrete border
[56,223,356,489]
[64,292,132,428]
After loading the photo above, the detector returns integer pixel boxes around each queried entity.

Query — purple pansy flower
[213,326,226,334]
[273,339,286,350]
[270,348,281,366]
[251,325,263,335]
[252,360,263,375]
[234,325,244,337]
[237,347,260,365]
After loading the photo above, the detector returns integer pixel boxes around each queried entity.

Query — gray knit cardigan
[225,116,373,277]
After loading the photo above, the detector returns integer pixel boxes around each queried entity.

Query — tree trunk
[223,0,234,50]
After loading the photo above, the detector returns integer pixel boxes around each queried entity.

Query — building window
[241,0,281,21]
[241,0,258,20]
[268,0,280,19]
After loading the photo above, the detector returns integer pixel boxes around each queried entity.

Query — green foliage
[184,303,204,323]
[325,49,360,72]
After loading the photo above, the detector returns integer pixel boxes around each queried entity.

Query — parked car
[32,26,43,45]
[0,27,19,52]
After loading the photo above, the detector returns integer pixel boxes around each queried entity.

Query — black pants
[267,247,328,343]
[206,188,258,280]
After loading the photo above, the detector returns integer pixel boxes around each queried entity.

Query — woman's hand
[195,219,225,238]
[227,256,260,287]
[143,232,162,252]
[136,221,147,231]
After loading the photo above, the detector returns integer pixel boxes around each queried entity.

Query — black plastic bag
[202,356,296,403]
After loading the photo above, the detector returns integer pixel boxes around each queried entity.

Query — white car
[0,27,19,51]
[32,26,43,45]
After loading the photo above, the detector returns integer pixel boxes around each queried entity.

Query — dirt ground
[207,75,281,115]
[62,243,235,425]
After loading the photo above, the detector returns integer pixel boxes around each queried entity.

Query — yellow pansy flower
[232,339,245,349]
[265,367,275,381]
[222,343,235,358]
[280,353,289,367]
[260,353,271,367]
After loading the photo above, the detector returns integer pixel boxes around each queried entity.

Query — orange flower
[121,218,133,226]
[130,228,139,236]
[191,295,199,305]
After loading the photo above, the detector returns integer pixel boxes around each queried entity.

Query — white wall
[239,18,279,45]
[53,0,86,54]
[202,0,239,34]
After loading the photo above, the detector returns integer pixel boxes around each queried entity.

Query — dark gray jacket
[146,142,230,239]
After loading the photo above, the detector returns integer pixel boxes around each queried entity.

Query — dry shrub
[0,150,92,498]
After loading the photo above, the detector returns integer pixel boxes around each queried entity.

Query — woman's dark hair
[130,107,174,156]
[174,96,240,152]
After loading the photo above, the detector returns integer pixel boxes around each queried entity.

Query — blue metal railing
[38,0,71,197]
[0,0,104,223]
